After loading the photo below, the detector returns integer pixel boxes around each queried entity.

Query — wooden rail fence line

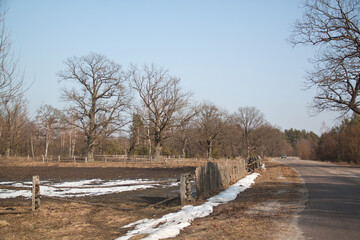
[195,159,246,199]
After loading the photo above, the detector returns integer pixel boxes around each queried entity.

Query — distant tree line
[283,114,360,164]
[317,115,360,164]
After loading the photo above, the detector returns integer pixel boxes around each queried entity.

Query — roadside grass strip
[0,179,176,198]
[117,173,259,240]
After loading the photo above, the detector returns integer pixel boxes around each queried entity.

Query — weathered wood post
[32,175,40,211]
[195,166,203,198]
[180,173,193,205]
[42,155,45,163]
[73,156,76,162]
[58,155,61,162]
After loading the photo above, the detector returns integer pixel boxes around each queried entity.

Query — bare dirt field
[0,157,306,240]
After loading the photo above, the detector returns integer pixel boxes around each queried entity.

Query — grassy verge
[170,158,307,240]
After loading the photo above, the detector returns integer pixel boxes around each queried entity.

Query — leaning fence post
[32,175,40,211]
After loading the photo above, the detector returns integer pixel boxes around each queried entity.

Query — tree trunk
[147,127,152,156]
[31,136,35,158]
[182,138,188,158]
[44,134,49,158]
[153,126,162,161]
[71,140,75,157]
[207,140,212,160]
[87,150,94,162]
[154,143,162,161]
[87,135,95,161]
[5,145,10,158]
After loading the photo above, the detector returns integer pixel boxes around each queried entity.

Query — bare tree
[35,104,62,158]
[128,112,148,156]
[174,106,199,158]
[129,64,193,160]
[0,92,28,157]
[0,2,23,102]
[233,106,265,158]
[59,52,131,161]
[290,0,360,115]
[0,2,29,158]
[196,103,226,160]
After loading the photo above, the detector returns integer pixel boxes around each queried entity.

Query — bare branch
[291,0,360,116]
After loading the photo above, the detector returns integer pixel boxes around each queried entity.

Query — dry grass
[0,197,185,240]
[0,158,306,239]
[170,158,306,240]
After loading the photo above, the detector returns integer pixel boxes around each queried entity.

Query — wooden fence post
[58,155,60,162]
[197,166,202,196]
[180,173,193,205]
[32,175,40,211]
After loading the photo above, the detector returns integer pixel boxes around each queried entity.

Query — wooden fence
[29,154,205,163]
[195,159,246,199]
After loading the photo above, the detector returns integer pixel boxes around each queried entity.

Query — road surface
[278,158,360,240]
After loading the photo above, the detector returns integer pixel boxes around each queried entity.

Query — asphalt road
[278,158,360,240]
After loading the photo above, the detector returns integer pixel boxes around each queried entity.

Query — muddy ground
[0,158,306,240]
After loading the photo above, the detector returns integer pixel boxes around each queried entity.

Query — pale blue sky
[6,0,338,134]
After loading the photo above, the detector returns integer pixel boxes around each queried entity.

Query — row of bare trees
[128,103,292,160]
[0,35,291,160]
[2,0,359,162]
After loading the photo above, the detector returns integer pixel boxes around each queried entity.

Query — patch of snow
[0,179,167,199]
[164,182,179,188]
[116,173,259,240]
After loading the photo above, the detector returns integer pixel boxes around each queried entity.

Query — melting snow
[0,179,168,199]
[116,173,259,240]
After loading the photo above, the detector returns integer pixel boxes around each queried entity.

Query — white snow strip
[116,173,259,240]
[0,179,165,199]
[163,182,179,188]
